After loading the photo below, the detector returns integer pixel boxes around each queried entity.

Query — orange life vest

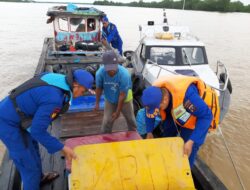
[153,75,220,131]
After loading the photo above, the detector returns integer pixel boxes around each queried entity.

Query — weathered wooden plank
[49,119,68,190]
[45,48,103,65]
[40,125,55,190]
[34,38,51,76]
[60,111,129,138]
[0,152,21,190]
[40,120,67,190]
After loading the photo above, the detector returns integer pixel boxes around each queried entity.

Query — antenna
[182,0,186,10]
[163,9,168,24]
[139,25,142,39]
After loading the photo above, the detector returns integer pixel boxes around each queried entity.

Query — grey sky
[38,0,250,5]
[85,0,250,5]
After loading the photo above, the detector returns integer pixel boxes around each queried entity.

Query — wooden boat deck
[0,110,130,190]
[60,111,128,139]
[40,111,130,190]
[0,111,227,190]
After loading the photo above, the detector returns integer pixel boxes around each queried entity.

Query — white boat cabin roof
[140,24,205,47]
[141,37,205,47]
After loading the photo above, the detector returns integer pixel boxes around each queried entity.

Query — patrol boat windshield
[144,46,208,66]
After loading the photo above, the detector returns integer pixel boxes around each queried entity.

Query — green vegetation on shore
[94,0,250,13]
[0,0,34,2]
[1,0,249,13]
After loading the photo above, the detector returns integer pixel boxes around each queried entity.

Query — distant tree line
[0,0,33,2]
[94,0,250,13]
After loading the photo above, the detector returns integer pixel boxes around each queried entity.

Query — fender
[75,42,102,51]
[123,50,134,61]
[133,97,142,116]
[220,73,232,94]
[132,73,145,96]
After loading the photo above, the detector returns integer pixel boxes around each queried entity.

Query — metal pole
[182,0,186,10]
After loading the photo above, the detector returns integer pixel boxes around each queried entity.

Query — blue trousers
[0,119,42,190]
[162,118,200,168]
[111,42,123,56]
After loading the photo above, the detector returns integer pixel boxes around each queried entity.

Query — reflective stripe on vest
[153,75,220,131]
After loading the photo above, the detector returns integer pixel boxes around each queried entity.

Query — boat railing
[142,59,178,78]
[142,59,230,93]
[49,50,104,56]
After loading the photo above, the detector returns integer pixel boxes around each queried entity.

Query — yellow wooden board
[71,137,195,190]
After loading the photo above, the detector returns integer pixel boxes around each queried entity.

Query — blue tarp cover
[69,95,105,112]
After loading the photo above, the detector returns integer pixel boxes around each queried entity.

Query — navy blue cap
[102,50,118,71]
[73,69,94,89]
[102,16,109,23]
[141,86,162,118]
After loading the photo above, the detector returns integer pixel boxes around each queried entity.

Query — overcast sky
[38,0,250,6]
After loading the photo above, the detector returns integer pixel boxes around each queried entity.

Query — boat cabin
[47,5,105,51]
[138,36,208,67]
[128,21,220,92]
[125,10,231,122]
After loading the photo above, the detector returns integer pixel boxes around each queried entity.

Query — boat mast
[182,0,186,10]
[163,9,168,24]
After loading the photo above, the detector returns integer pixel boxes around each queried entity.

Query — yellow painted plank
[71,137,195,190]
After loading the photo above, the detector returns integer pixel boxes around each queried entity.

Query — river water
[0,2,249,189]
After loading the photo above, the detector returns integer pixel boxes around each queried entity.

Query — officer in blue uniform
[101,16,123,56]
[0,69,94,190]
[142,84,213,168]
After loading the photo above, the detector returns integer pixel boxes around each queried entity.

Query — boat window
[181,47,205,65]
[70,18,86,32]
[150,47,175,65]
[87,18,96,32]
[58,18,69,31]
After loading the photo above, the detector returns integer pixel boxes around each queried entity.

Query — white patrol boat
[124,10,232,121]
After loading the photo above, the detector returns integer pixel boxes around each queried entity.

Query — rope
[172,119,181,137]
[172,118,245,189]
[218,126,246,190]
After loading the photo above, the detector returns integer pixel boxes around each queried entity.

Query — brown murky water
[0,2,249,189]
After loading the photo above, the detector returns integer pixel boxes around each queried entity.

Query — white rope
[218,126,246,190]
[173,120,245,189]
